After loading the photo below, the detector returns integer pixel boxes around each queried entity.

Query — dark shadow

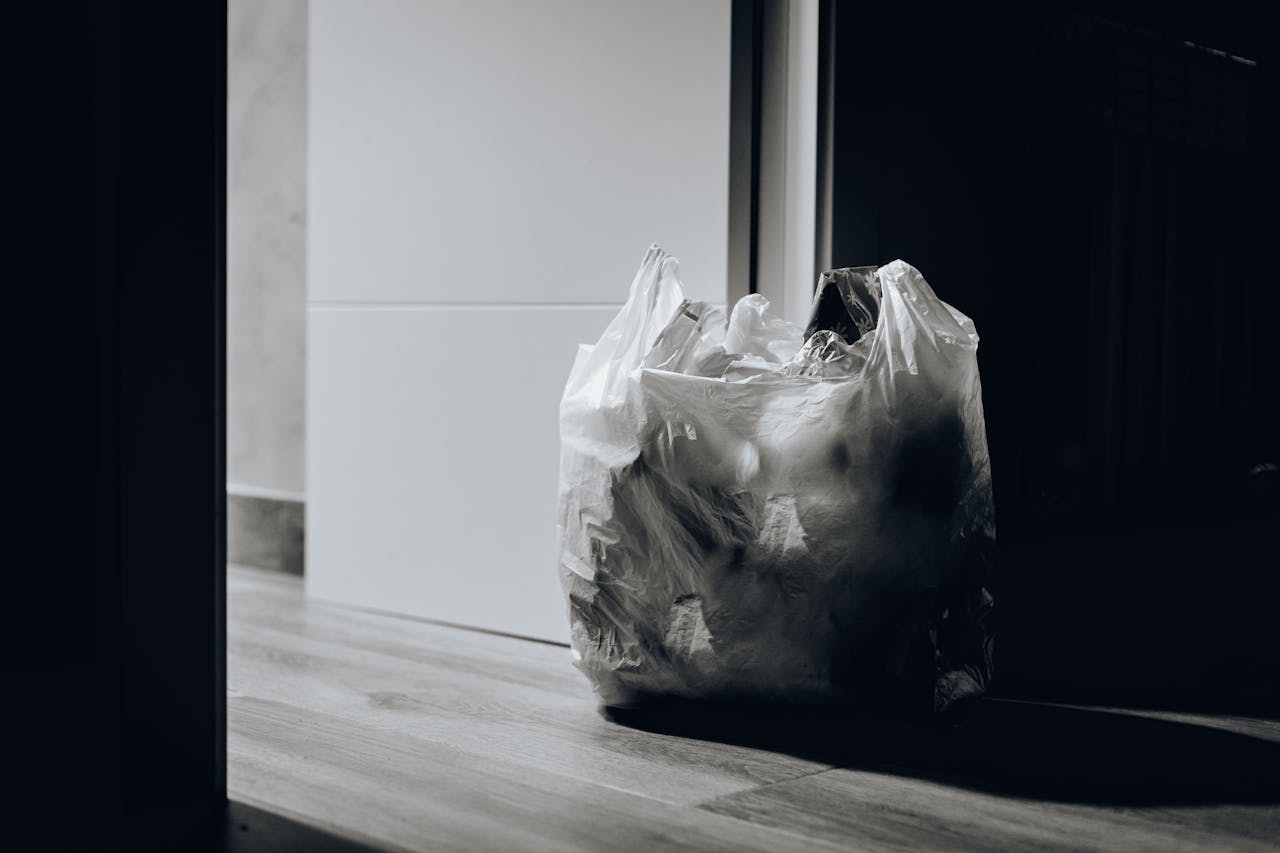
[198,801,393,852]
[605,697,1280,806]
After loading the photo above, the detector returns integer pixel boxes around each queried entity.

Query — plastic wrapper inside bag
[558,246,995,716]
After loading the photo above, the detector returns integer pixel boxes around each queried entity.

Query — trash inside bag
[558,245,995,716]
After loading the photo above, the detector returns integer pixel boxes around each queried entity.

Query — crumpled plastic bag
[558,245,995,715]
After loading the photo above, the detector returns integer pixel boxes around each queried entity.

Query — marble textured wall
[227,0,307,498]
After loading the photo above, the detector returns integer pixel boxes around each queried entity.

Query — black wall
[6,2,226,846]
[827,2,1277,711]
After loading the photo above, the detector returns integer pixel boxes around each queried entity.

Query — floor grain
[227,565,1280,851]
[699,766,1280,852]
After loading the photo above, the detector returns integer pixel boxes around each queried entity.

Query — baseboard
[227,491,304,575]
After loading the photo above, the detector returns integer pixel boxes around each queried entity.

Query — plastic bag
[558,245,995,715]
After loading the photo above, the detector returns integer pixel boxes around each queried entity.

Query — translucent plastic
[558,246,995,714]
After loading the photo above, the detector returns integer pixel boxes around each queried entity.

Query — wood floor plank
[698,767,1280,852]
[227,566,833,806]
[230,695,848,853]
[227,565,1280,852]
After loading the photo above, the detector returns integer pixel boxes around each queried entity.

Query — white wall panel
[307,0,733,640]
[308,0,732,305]
[307,306,619,641]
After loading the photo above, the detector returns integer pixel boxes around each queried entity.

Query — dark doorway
[8,2,227,847]
[823,1,1278,711]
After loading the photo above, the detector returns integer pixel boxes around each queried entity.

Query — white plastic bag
[558,246,995,714]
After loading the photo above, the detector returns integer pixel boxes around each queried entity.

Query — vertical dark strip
[10,1,226,843]
[91,0,124,820]
[1157,143,1179,496]
[813,0,835,278]
[826,2,880,270]
[114,0,226,826]
[213,0,228,802]
[748,0,764,294]
[728,0,758,298]
[1101,136,1125,524]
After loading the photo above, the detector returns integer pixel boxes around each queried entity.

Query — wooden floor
[227,565,1280,852]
